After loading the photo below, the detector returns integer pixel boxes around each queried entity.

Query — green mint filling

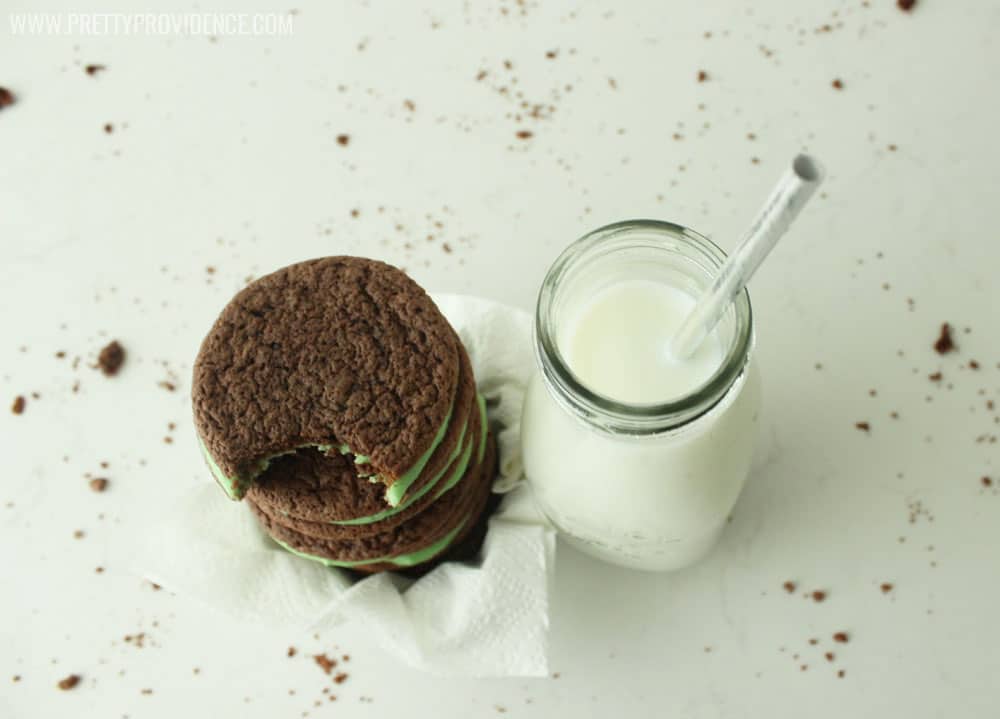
[332,416,470,526]
[475,393,487,463]
[271,516,468,568]
[432,430,476,500]
[384,406,453,507]
[199,438,245,500]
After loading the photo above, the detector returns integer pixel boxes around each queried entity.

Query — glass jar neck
[533,219,754,436]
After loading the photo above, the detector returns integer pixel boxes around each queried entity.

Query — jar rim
[534,219,754,435]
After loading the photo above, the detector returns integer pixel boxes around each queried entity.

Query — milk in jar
[521,220,760,571]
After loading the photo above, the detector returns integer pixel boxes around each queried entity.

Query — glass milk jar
[521,220,760,571]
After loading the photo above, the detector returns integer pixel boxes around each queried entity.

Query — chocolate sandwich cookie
[354,435,498,574]
[250,433,497,571]
[381,330,479,508]
[245,334,482,531]
[249,388,486,539]
[193,257,460,504]
[351,435,500,576]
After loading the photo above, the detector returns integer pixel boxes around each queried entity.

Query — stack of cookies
[192,257,497,573]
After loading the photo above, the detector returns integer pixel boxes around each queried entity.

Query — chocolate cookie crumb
[89,478,109,492]
[104,123,114,134]
[982,477,993,488]
[97,341,125,376]
[811,590,827,602]
[85,64,106,76]
[832,78,844,90]
[897,0,916,11]
[95,567,104,573]
[0,87,15,109]
[808,638,818,645]
[333,672,348,684]
[516,130,533,139]
[933,323,955,354]
[57,674,81,690]
[825,652,835,662]
[11,395,26,415]
[783,580,797,593]
[928,372,942,382]
[73,529,85,539]
[969,360,980,370]
[837,669,846,678]
[697,70,708,82]
[287,646,297,657]
[314,654,336,674]
[880,582,894,593]
[158,381,176,392]
[855,422,870,432]
[833,632,849,643]
[124,632,147,648]
[336,134,350,146]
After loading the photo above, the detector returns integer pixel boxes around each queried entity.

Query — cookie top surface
[192,257,459,496]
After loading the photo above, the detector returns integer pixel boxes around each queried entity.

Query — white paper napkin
[141,294,556,677]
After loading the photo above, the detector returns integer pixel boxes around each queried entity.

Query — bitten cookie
[193,257,460,504]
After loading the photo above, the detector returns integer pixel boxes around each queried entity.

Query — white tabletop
[3,0,999,716]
